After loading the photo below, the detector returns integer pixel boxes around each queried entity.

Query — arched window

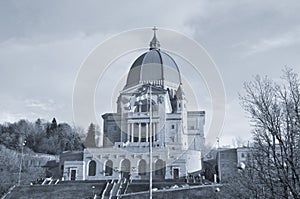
[155,159,165,178]
[105,160,113,176]
[88,160,96,176]
[138,159,147,175]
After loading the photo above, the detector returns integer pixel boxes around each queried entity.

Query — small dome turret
[176,84,185,100]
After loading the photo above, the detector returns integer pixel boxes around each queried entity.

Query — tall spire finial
[150,26,160,50]
[153,26,158,36]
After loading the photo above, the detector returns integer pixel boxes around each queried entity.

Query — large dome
[124,31,181,90]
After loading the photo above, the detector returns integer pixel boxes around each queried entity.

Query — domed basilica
[62,28,205,181]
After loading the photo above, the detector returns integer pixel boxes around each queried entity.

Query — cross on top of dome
[149,26,160,50]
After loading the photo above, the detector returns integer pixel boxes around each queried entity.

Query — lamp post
[217,137,221,183]
[92,185,95,198]
[149,85,153,199]
[18,140,26,186]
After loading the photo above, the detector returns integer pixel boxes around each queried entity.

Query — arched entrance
[138,159,147,176]
[154,159,165,179]
[104,160,113,176]
[120,159,131,179]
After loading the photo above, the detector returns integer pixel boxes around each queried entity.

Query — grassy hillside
[6,181,106,199]
[5,181,221,199]
[0,145,57,197]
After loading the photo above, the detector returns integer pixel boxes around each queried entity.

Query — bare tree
[238,68,300,199]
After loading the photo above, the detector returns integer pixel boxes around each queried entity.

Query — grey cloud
[1,0,300,145]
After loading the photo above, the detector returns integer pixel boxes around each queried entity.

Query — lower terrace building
[216,147,252,182]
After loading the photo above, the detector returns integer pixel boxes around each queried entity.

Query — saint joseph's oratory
[62,29,206,181]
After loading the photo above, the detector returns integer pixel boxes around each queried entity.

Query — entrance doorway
[70,169,76,180]
[154,159,166,179]
[120,159,131,179]
[105,160,113,176]
[173,168,179,179]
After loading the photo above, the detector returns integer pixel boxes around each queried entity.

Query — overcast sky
[1,0,300,146]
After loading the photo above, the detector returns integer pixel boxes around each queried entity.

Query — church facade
[62,29,205,181]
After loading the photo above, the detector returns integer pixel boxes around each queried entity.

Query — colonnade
[126,122,157,142]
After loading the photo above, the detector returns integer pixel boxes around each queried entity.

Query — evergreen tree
[46,118,57,137]
[50,118,57,130]
[84,123,96,148]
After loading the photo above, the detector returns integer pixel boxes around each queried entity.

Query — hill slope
[5,181,106,199]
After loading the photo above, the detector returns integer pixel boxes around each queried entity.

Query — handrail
[101,181,110,199]
[1,184,16,199]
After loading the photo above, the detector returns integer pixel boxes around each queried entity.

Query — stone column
[131,123,134,142]
[127,123,130,142]
[146,123,149,142]
[153,123,156,141]
[138,123,141,142]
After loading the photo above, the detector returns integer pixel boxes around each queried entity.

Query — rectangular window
[171,124,175,129]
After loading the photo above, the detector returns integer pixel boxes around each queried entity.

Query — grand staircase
[100,177,130,199]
